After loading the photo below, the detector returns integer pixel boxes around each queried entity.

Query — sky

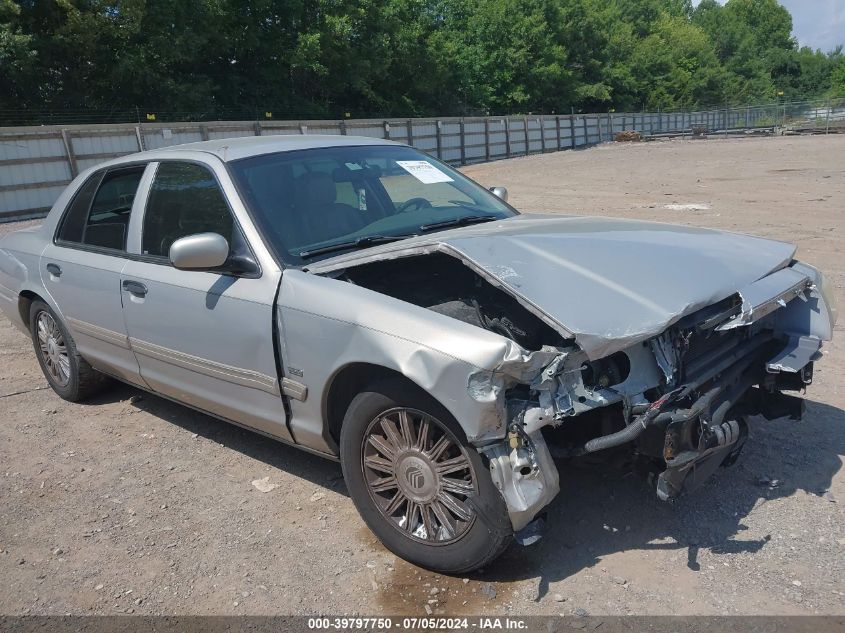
[693,0,845,53]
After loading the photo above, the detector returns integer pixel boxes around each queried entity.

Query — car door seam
[66,317,131,349]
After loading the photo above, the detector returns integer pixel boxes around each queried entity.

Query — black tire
[339,377,512,573]
[29,299,110,402]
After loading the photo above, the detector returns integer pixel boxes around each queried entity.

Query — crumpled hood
[308,215,797,358]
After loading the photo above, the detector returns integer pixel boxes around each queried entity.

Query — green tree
[0,0,36,113]
[0,0,843,124]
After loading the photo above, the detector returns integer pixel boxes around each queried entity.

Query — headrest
[295,172,336,207]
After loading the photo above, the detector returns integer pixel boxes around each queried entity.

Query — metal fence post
[582,116,588,145]
[522,116,529,155]
[340,120,348,135]
[826,98,831,134]
[540,116,546,153]
[484,118,490,161]
[459,119,466,165]
[555,115,561,150]
[134,125,146,150]
[60,129,78,178]
[569,113,576,150]
[435,120,443,159]
[407,119,414,146]
[505,118,512,158]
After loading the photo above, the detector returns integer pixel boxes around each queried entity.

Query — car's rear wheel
[29,300,110,402]
[340,378,512,573]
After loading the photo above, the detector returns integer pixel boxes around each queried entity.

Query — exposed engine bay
[341,252,567,352]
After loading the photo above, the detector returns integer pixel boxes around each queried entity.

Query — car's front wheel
[29,299,110,401]
[339,378,512,573]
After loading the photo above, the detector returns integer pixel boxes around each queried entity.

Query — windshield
[228,145,517,265]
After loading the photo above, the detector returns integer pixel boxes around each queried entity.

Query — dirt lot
[1,135,843,616]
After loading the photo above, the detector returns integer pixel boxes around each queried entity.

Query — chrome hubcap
[362,407,477,544]
[36,312,70,387]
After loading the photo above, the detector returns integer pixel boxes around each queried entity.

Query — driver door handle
[46,263,62,277]
[122,280,148,297]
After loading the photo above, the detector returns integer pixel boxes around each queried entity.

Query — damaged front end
[486,259,835,522]
[311,223,835,537]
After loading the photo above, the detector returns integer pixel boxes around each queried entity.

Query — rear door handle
[46,263,62,277]
[122,280,148,297]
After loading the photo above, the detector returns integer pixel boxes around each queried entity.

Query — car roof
[157,134,403,162]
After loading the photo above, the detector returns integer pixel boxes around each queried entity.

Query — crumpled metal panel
[716,266,810,331]
[276,270,565,451]
[774,261,836,343]
[481,428,560,531]
[308,214,798,359]
[766,336,823,373]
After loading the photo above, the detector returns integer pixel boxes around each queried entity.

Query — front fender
[276,269,559,452]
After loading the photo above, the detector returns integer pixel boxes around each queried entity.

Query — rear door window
[56,166,145,252]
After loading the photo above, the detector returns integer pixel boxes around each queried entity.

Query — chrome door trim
[280,377,308,402]
[128,336,280,395]
[66,317,131,349]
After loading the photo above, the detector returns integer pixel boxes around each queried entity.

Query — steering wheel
[397,197,432,213]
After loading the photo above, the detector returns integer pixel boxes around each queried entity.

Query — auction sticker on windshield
[396,160,454,184]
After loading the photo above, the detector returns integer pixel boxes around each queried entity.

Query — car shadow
[84,382,345,491]
[83,384,844,594]
[478,399,845,599]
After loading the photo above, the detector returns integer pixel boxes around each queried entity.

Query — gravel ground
[0,135,843,616]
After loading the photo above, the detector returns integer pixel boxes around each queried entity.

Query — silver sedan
[0,136,836,572]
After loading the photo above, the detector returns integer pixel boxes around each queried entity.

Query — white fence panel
[2,101,828,220]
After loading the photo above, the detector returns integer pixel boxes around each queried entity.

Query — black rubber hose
[575,344,766,456]
[579,382,720,455]
[582,418,648,453]
[711,371,758,426]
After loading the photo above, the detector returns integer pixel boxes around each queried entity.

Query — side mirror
[489,186,508,202]
[169,232,230,271]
